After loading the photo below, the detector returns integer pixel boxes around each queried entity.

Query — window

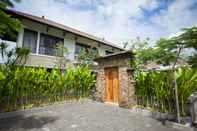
[105,50,113,55]
[92,47,98,54]
[23,29,38,53]
[39,33,63,56]
[22,29,64,56]
[75,43,90,55]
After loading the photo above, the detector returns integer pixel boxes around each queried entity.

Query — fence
[0,92,84,112]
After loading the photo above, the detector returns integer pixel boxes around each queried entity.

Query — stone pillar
[118,67,136,107]
[95,68,105,102]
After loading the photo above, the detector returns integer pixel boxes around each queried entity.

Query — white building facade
[1,10,123,68]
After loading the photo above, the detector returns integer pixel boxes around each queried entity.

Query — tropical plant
[0,66,95,112]
[135,68,197,116]
[77,47,99,67]
[178,27,197,67]
[0,42,30,66]
[55,43,70,69]
[0,0,22,40]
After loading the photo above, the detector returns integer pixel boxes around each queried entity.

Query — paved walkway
[0,100,178,131]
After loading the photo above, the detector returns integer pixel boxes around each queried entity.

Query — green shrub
[135,68,197,116]
[0,66,95,112]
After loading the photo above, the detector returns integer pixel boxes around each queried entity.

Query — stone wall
[118,67,136,107]
[95,51,136,108]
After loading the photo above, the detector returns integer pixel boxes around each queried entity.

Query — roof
[142,59,189,71]
[94,50,134,61]
[6,9,124,51]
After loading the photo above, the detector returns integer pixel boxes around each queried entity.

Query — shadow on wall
[0,113,58,131]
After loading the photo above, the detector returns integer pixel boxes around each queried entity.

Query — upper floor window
[75,43,90,55]
[23,29,37,53]
[92,47,98,54]
[105,50,113,55]
[22,29,64,56]
[39,33,63,56]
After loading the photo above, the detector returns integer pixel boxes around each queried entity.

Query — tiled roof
[94,51,134,61]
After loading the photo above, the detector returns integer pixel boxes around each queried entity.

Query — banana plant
[0,66,95,112]
[135,68,197,116]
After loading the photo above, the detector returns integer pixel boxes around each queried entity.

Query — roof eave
[6,9,125,51]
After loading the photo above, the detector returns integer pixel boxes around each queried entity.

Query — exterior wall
[98,48,106,56]
[95,68,105,102]
[25,54,61,68]
[18,19,70,68]
[17,27,24,47]
[118,67,136,107]
[95,53,136,108]
[75,36,115,56]
[10,17,122,68]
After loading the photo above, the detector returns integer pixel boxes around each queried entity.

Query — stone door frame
[94,51,136,108]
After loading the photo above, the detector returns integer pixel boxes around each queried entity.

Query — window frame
[22,28,64,57]
[22,28,38,54]
[105,50,114,55]
[39,33,64,57]
[75,42,91,55]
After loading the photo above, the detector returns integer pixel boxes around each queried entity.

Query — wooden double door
[105,67,119,103]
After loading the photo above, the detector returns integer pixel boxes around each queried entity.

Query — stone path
[0,100,178,131]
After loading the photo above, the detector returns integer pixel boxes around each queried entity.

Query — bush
[0,66,95,112]
[135,68,197,116]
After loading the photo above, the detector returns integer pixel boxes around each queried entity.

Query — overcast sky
[12,0,197,47]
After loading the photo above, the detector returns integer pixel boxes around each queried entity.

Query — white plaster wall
[98,48,106,56]
[76,36,118,56]
[17,27,24,47]
[22,19,64,39]
[1,17,122,68]
[21,18,121,56]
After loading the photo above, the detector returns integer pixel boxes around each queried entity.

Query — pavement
[0,100,179,131]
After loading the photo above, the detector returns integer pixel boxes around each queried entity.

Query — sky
[12,0,197,47]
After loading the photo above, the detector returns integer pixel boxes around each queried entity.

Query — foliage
[178,27,197,49]
[188,54,197,67]
[177,27,197,67]
[150,27,197,67]
[0,0,21,40]
[77,47,99,67]
[153,38,179,65]
[129,27,197,69]
[0,66,95,112]
[0,0,21,7]
[128,38,155,74]
[0,42,30,66]
[131,38,153,64]
[135,68,197,116]
[132,37,183,67]
[56,43,70,69]
[0,0,28,67]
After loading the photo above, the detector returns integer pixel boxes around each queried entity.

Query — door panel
[105,67,119,103]
[113,70,119,103]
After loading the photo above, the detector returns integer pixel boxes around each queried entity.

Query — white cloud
[151,0,197,37]
[12,0,197,47]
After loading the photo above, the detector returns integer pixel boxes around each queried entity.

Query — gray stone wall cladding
[94,52,136,108]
